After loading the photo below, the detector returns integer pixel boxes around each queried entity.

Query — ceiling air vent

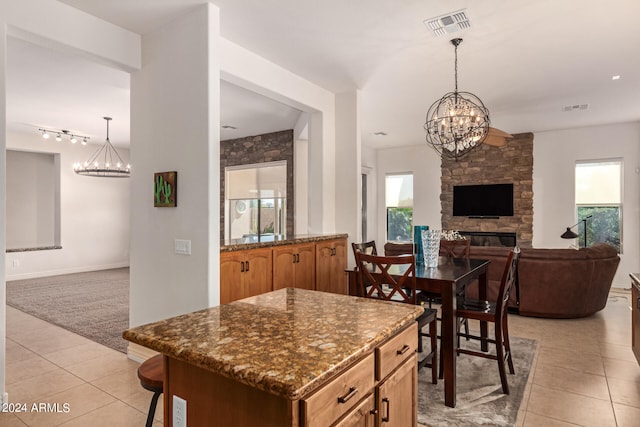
[561,104,590,112]
[424,9,471,37]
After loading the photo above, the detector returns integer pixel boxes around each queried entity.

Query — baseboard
[5,262,129,281]
[127,342,159,363]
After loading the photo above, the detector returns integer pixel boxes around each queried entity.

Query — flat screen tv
[453,183,514,217]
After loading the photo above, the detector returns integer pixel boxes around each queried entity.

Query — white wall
[1,0,141,405]
[335,91,361,266]
[362,145,377,245]
[5,132,130,279]
[533,122,640,287]
[375,145,442,246]
[129,4,220,329]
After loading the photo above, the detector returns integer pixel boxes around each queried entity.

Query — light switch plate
[174,239,191,255]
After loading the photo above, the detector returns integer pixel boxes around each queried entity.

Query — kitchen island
[124,288,423,426]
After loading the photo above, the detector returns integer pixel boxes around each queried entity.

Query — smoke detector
[561,104,590,112]
[424,9,471,37]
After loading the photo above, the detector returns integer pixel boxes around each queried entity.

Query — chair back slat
[439,239,470,258]
[355,252,417,305]
[495,247,520,314]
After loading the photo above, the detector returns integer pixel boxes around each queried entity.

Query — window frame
[574,159,623,253]
[385,172,414,243]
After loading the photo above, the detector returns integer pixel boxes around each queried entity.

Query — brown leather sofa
[384,241,620,318]
[467,244,620,318]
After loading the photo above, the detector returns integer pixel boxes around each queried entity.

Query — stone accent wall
[220,130,294,238]
[440,132,534,248]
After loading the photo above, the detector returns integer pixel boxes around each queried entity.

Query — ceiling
[8,0,640,150]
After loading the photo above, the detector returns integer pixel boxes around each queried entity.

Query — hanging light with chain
[424,38,490,160]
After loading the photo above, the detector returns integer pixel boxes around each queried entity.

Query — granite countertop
[123,288,422,400]
[220,233,348,252]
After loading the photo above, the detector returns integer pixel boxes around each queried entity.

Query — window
[225,161,287,242]
[386,173,413,242]
[575,160,622,252]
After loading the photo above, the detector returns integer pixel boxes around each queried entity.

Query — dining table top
[383,256,490,282]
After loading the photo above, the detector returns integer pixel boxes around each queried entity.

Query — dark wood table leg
[478,268,489,352]
[441,280,456,408]
[347,268,359,297]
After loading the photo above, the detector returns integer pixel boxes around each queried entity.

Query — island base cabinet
[164,356,299,427]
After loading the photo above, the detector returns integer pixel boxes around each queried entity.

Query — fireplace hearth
[459,231,517,247]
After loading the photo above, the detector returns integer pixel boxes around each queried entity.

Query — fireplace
[459,231,517,247]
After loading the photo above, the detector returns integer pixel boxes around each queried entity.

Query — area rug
[6,268,129,354]
[418,336,537,426]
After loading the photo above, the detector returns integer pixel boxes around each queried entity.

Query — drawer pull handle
[241,261,245,273]
[382,397,390,422]
[246,261,249,272]
[397,344,410,355]
[337,387,358,404]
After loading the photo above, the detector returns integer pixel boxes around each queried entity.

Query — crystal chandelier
[424,38,490,160]
[73,117,130,178]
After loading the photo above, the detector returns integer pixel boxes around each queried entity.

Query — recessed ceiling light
[374,131,388,136]
[612,75,621,80]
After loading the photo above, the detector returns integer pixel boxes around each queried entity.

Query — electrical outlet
[173,395,187,427]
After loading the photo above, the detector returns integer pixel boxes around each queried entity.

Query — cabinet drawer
[302,353,375,427]
[375,323,417,381]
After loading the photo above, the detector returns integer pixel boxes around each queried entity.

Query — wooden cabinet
[220,248,272,304]
[302,354,375,427]
[316,239,348,294]
[273,243,316,291]
[632,274,640,365]
[301,322,418,427]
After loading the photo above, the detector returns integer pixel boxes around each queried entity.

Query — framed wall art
[154,171,177,207]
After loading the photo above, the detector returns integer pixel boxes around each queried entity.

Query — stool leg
[146,391,162,427]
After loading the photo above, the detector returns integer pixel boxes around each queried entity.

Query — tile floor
[1,288,639,426]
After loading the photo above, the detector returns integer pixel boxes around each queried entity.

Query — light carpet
[6,268,129,353]
[418,336,537,426]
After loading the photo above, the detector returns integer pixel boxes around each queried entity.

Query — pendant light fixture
[73,117,130,178]
[424,38,490,160]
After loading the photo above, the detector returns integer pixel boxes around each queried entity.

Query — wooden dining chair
[455,247,520,394]
[351,240,378,258]
[355,252,438,384]
[439,239,471,258]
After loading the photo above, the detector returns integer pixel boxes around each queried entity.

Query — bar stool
[138,354,164,427]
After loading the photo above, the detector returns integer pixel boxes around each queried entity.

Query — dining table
[347,256,491,408]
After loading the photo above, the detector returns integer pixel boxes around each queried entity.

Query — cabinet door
[244,248,273,299]
[220,251,246,304]
[334,394,375,427]
[273,246,296,291]
[316,239,348,295]
[376,354,417,427]
[295,243,316,290]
